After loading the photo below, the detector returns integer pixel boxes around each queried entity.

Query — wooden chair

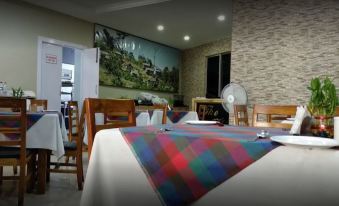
[86,98,136,158]
[47,101,84,190]
[0,97,35,206]
[336,106,339,116]
[233,105,249,126]
[252,104,297,129]
[68,101,80,142]
[197,105,207,120]
[29,99,47,112]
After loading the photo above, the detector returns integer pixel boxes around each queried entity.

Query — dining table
[0,111,67,194]
[81,124,339,206]
[83,110,199,144]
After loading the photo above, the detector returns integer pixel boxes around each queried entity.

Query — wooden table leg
[37,149,47,194]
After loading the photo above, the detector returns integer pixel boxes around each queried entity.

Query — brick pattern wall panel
[231,0,339,110]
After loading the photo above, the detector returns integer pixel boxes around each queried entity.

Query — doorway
[37,36,100,112]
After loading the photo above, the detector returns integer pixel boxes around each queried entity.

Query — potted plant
[12,87,24,98]
[307,77,339,138]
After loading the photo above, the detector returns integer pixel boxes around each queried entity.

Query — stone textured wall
[181,38,232,108]
[231,0,339,120]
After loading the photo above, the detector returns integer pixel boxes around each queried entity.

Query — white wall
[0,0,93,91]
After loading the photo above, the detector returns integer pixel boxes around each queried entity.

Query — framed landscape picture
[94,24,181,93]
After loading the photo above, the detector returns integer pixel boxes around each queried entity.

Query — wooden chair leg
[46,151,51,182]
[18,163,26,206]
[76,154,83,190]
[13,165,18,175]
[81,157,84,182]
[0,166,3,185]
[27,154,36,193]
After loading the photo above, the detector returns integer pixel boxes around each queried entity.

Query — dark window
[206,56,220,98]
[206,53,231,98]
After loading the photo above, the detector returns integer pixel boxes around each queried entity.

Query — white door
[40,43,62,111]
[79,48,100,109]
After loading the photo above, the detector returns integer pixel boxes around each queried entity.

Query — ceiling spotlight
[184,35,190,41]
[217,15,226,21]
[157,25,164,31]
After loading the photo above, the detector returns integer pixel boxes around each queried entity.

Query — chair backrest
[30,99,48,112]
[336,106,339,116]
[0,98,27,151]
[67,101,80,142]
[233,105,249,126]
[147,104,168,124]
[252,104,297,129]
[197,105,207,120]
[85,98,136,157]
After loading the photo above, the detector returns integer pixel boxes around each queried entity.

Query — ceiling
[23,0,232,50]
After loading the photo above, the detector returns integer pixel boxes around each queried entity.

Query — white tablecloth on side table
[150,110,199,125]
[81,128,339,206]
[27,112,67,158]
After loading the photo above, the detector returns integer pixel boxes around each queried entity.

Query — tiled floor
[0,153,88,206]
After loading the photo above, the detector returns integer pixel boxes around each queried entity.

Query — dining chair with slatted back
[86,98,136,158]
[233,105,249,126]
[47,100,84,190]
[197,105,207,120]
[68,101,80,142]
[30,99,48,112]
[252,104,297,129]
[0,97,35,206]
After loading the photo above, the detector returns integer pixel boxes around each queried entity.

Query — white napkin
[289,105,307,135]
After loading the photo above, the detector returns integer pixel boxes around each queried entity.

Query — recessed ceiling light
[157,25,164,31]
[217,15,226,21]
[184,35,190,41]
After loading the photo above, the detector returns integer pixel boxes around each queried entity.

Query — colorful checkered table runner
[121,124,288,205]
[0,112,44,130]
[166,111,189,123]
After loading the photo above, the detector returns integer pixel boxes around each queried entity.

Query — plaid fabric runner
[0,112,44,140]
[121,124,287,205]
[0,112,44,130]
[166,111,189,123]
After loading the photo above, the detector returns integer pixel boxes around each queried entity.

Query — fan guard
[220,83,248,113]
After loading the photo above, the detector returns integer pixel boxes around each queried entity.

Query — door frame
[36,36,87,98]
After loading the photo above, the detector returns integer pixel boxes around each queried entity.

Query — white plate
[185,120,218,125]
[271,135,339,149]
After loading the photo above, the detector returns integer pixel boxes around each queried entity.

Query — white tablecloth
[150,110,199,125]
[27,112,67,158]
[83,112,150,144]
[81,128,339,206]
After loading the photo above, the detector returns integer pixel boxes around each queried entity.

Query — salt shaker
[334,117,339,141]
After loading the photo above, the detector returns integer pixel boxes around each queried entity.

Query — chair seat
[0,147,32,158]
[63,141,77,151]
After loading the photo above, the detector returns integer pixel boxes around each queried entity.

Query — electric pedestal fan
[220,83,248,113]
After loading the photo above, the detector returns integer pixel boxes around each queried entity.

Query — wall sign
[45,54,57,64]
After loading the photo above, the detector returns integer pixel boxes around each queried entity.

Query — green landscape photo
[95,24,180,93]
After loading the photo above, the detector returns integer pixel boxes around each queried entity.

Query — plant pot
[311,115,334,138]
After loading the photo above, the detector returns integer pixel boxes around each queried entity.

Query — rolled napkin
[289,105,307,135]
